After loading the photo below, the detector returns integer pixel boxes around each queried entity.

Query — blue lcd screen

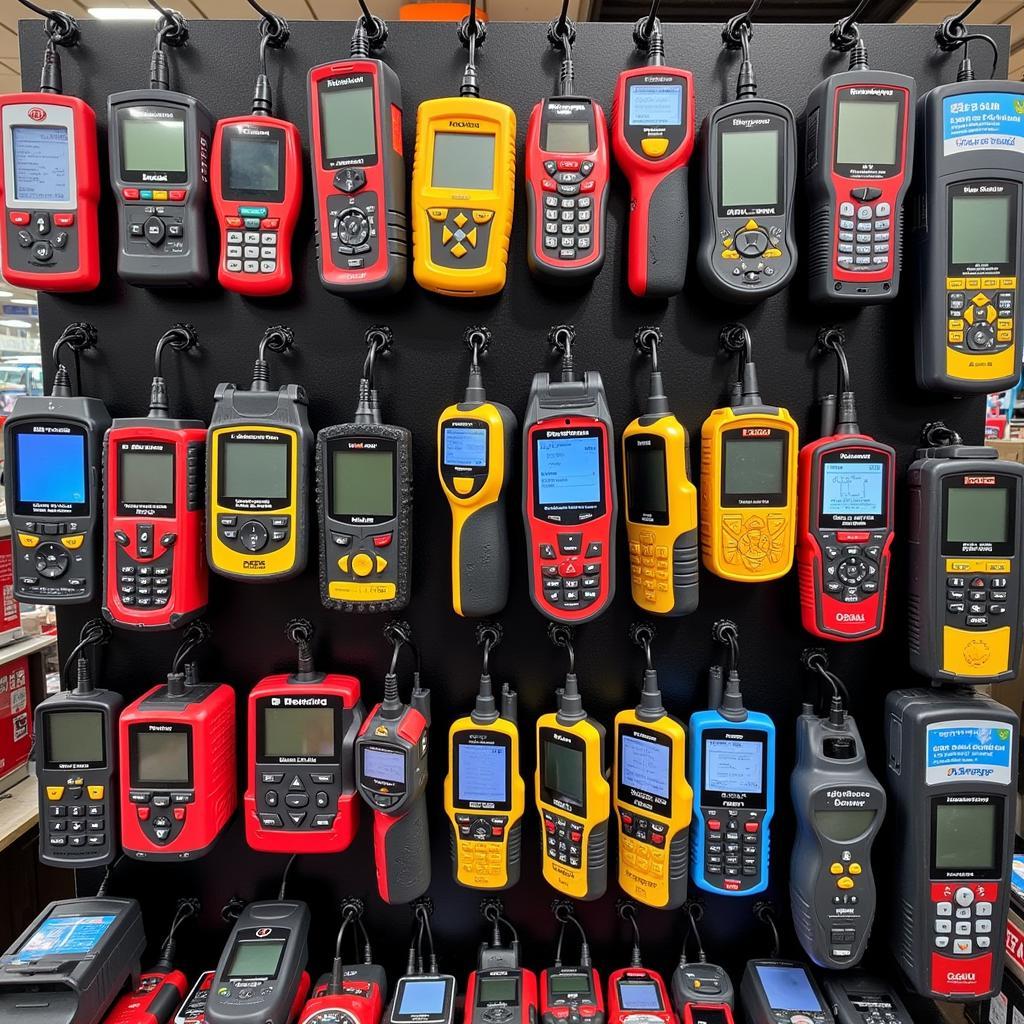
[362,747,405,784]
[621,735,670,799]
[16,432,86,505]
[457,742,507,803]
[705,738,763,794]
[821,462,884,516]
[618,982,663,1011]
[11,914,115,962]
[629,84,683,127]
[754,966,822,1012]
[398,980,448,1015]
[444,426,487,468]
[537,437,600,505]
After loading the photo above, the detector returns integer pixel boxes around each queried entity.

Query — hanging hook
[465,325,491,368]
[633,0,662,53]
[629,623,655,672]
[476,622,502,676]
[712,619,740,677]
[723,0,762,50]
[920,420,963,448]
[830,0,868,52]
[547,0,576,54]
[51,321,96,396]
[935,0,998,78]
[171,620,211,674]
[548,623,575,675]
[146,1,189,47]
[60,618,110,689]
[633,326,662,373]
[246,0,289,49]
[16,0,79,46]
[153,323,198,379]
[362,325,393,386]
[815,326,850,395]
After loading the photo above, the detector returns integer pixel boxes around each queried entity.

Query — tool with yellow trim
[3,321,109,605]
[790,650,885,970]
[908,421,1024,684]
[614,624,692,909]
[208,325,311,582]
[623,327,698,616]
[913,12,1022,392]
[536,625,610,901]
[317,326,412,613]
[438,328,516,618]
[34,618,119,869]
[700,323,798,583]
[411,1,516,297]
[445,623,525,890]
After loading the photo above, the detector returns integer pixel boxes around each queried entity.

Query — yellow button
[830,862,844,875]
[1000,277,1017,288]
[966,277,982,289]
[948,319,964,331]
[964,306,975,325]
[338,554,350,574]
[947,559,987,572]
[722,237,733,248]
[763,247,783,258]
[472,210,493,224]
[640,137,669,158]
[441,225,453,245]
[982,277,1000,289]
[998,319,1014,330]
[18,533,39,548]
[62,534,84,550]
[947,277,966,290]
[693,980,702,990]
[948,331,964,344]
[987,306,998,324]
[998,329,1013,342]
[453,212,468,228]
[428,207,448,221]
[466,227,478,248]
[352,553,373,577]
[837,876,855,890]
[375,555,388,573]
[744,219,759,230]
[451,242,467,258]
[87,785,104,800]
[972,292,989,306]
[849,862,862,875]
[152,189,168,201]
[722,250,739,259]
[46,786,64,801]
[986,560,1010,573]
[453,477,474,495]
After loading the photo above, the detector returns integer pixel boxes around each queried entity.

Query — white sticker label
[925,719,1014,785]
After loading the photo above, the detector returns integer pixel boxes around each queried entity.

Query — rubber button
[352,552,373,577]
[453,477,474,495]
[640,137,670,158]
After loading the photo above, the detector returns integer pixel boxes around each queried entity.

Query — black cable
[415,903,437,973]
[549,623,575,675]
[553,904,591,968]
[618,902,643,967]
[936,0,998,80]
[679,902,706,965]
[920,420,963,448]
[60,618,109,693]
[171,620,210,675]
[95,854,124,898]
[278,853,297,900]
[50,321,96,398]
[754,903,780,959]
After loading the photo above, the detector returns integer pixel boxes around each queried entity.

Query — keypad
[946,568,1011,628]
[218,514,291,554]
[720,512,790,574]
[718,217,785,286]
[544,810,583,870]
[703,809,762,888]
[821,530,887,603]
[8,209,77,271]
[455,814,508,875]
[539,159,596,262]
[129,788,193,845]
[618,809,668,882]
[945,278,1016,354]
[16,520,88,600]
[932,884,996,955]
[538,536,603,610]
[45,779,108,855]
[628,530,673,604]
[120,188,189,253]
[224,207,280,275]
[427,206,494,263]
[115,523,174,609]
[836,196,891,272]
[257,770,338,831]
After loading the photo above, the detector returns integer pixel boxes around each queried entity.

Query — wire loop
[146,1,189,48]
[830,0,868,52]
[920,420,962,448]
[723,0,762,50]
[629,623,655,670]
[16,0,80,46]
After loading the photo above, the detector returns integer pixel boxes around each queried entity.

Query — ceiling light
[88,7,160,20]
[0,320,32,328]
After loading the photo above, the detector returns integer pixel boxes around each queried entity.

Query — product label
[990,993,1008,1024]
[943,92,1024,155]
[925,719,1014,784]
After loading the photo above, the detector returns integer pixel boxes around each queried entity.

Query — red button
[226,216,243,228]
[836,531,870,543]
[552,1009,569,1019]
[9,211,29,226]
[542,177,557,192]
[168,189,186,201]
[708,819,722,831]
[560,560,580,577]
[557,159,580,172]
[580,179,596,192]
[546,820,556,833]
[52,212,74,227]
[622,813,633,826]
[173,806,186,821]
[262,217,280,229]
[580,1008,596,1017]
[121,187,140,200]
[570,830,581,842]
[137,807,150,821]
[492,826,503,836]
[652,833,664,845]
[373,533,392,548]
[744,821,759,833]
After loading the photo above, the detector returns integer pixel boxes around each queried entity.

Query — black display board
[22,15,1007,1009]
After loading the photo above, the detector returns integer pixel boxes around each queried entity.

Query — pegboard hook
[723,0,762,50]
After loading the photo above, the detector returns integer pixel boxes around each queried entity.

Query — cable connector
[286,618,320,683]
[251,324,294,392]
[473,622,502,724]
[753,901,780,959]
[617,900,644,967]
[712,619,747,722]
[148,323,198,418]
[630,622,664,722]
[356,326,392,425]
[549,324,577,383]
[464,326,491,404]
[549,623,584,723]
[720,323,761,408]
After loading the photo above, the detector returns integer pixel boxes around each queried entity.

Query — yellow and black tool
[623,326,698,616]
[438,328,516,618]
[614,623,693,910]
[444,623,525,890]
[700,323,798,583]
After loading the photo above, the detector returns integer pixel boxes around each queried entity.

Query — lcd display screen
[226,136,280,193]
[836,100,899,165]
[545,121,591,154]
[431,132,495,190]
[11,914,115,962]
[443,426,487,468]
[542,740,584,806]
[821,462,884,516]
[629,84,683,127]
[720,130,779,207]
[398,980,448,1015]
[457,742,507,804]
[320,86,377,162]
[121,117,186,174]
[813,809,877,842]
[119,450,174,506]
[620,734,669,799]
[934,803,997,870]
[952,194,1012,265]
[12,125,69,203]
[222,440,288,501]
[704,738,763,793]
[16,432,86,505]
[362,746,405,784]
[332,450,394,518]
[946,487,1009,544]
[625,444,668,518]
[537,437,600,505]
[478,977,518,1003]
[226,940,285,978]
[44,710,104,766]
[723,439,785,495]
[134,730,190,785]
[548,974,591,995]
[617,982,662,1011]
[262,707,335,759]
[755,965,822,1012]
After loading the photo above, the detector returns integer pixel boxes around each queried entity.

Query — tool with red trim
[670,902,735,1024]
[174,971,215,1024]
[607,903,675,1024]
[464,902,537,1024]
[0,6,99,291]
[797,328,895,641]
[211,6,301,296]
[355,622,431,905]
[540,903,604,1024]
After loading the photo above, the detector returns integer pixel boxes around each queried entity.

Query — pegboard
[20,14,1008,1013]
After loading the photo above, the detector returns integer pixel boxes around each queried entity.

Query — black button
[34,212,51,235]
[144,216,165,245]
[16,230,32,248]
[285,793,309,808]
[585,542,602,558]
[539,544,557,559]
[850,186,882,201]
[32,241,53,262]
[558,533,582,555]
[53,231,68,249]
[167,224,183,238]
[240,521,269,552]
[334,167,366,193]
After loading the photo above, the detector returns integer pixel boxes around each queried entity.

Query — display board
[21,14,1006,1006]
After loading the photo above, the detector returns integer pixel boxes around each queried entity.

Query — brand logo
[836,612,867,623]
[946,766,995,778]
[142,173,169,182]
[848,88,895,97]
[374,725,388,736]
[643,75,675,84]
[256,928,272,938]
[347,441,379,450]
[132,109,175,119]
[839,451,871,459]
[239,126,271,137]
[280,696,328,707]
[448,120,480,129]
[550,102,587,115]
[545,429,591,439]
[351,516,374,524]
[326,76,365,87]
[147,724,173,732]
[963,475,996,485]
[945,971,978,983]
[242,559,267,570]
[742,427,771,437]
[27,107,46,122]
[731,117,770,127]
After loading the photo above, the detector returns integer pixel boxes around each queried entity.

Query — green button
[239,206,268,218]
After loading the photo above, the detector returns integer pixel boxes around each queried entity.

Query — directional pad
[432,208,491,267]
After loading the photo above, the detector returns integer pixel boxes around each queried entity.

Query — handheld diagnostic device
[208,326,311,583]
[802,23,914,304]
[175,971,214,1024]
[103,325,207,631]
[309,16,406,296]
[697,13,797,301]
[317,329,412,614]
[355,623,432,905]
[886,686,1018,1001]
[739,961,833,1024]
[536,626,610,901]
[541,906,604,1024]
[689,621,775,896]
[907,423,1024,684]
[913,30,1023,393]
[211,18,302,296]
[525,23,610,282]
[438,329,517,618]
[464,905,537,1024]
[206,901,311,1024]
[797,331,895,641]
[119,624,237,861]
[4,322,109,605]
[790,653,885,970]
[671,905,735,1024]
[0,897,145,1024]
[36,620,119,869]
[524,327,617,623]
[444,625,525,891]
[411,19,516,297]
[623,327,698,617]
[0,17,100,291]
[611,17,695,298]
[614,625,693,910]
[700,324,798,583]
[245,620,363,855]
[387,911,456,1024]
[108,15,213,288]
[607,906,673,1024]
[819,976,913,1024]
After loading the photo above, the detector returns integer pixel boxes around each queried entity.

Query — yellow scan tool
[613,625,693,910]
[535,625,610,901]
[411,90,516,297]
[623,328,699,616]
[438,329,516,617]
[700,324,798,583]
[444,626,524,890]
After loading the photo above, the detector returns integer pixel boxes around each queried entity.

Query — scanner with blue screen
[739,961,833,1024]
[386,909,457,1024]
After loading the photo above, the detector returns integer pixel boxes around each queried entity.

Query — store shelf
[0,632,55,668]
[0,777,38,855]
